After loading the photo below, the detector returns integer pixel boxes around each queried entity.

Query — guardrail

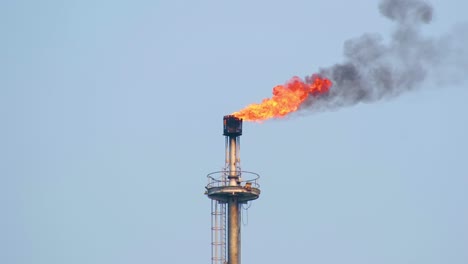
[206,171,260,189]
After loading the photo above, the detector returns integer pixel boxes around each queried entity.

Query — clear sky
[1,0,467,263]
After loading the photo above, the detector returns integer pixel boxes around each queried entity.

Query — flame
[232,74,332,121]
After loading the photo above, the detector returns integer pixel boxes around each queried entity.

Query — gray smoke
[304,0,468,110]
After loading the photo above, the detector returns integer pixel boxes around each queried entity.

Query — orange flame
[232,75,332,121]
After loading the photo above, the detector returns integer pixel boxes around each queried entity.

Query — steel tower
[205,115,261,264]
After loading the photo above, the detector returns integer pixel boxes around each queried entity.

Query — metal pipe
[225,137,229,177]
[225,116,242,264]
[228,197,240,264]
[229,136,237,186]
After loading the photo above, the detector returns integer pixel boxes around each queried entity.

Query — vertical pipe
[222,203,227,263]
[225,137,229,177]
[229,136,238,186]
[236,137,241,172]
[228,197,240,264]
[227,135,240,264]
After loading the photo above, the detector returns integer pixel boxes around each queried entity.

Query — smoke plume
[304,0,468,111]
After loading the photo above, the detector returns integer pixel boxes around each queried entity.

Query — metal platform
[206,171,261,203]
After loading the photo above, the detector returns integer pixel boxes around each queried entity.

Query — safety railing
[206,171,260,189]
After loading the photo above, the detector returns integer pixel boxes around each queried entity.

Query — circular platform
[205,171,261,203]
[206,185,260,203]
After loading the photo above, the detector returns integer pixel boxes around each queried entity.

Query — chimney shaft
[224,115,242,186]
[206,115,259,264]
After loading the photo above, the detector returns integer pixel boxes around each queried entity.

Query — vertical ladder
[209,137,230,264]
[211,200,226,264]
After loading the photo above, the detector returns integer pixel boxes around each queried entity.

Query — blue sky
[1,0,467,263]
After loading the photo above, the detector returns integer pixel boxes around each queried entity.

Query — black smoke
[303,0,467,110]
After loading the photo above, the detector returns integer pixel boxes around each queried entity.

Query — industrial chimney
[205,115,261,264]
